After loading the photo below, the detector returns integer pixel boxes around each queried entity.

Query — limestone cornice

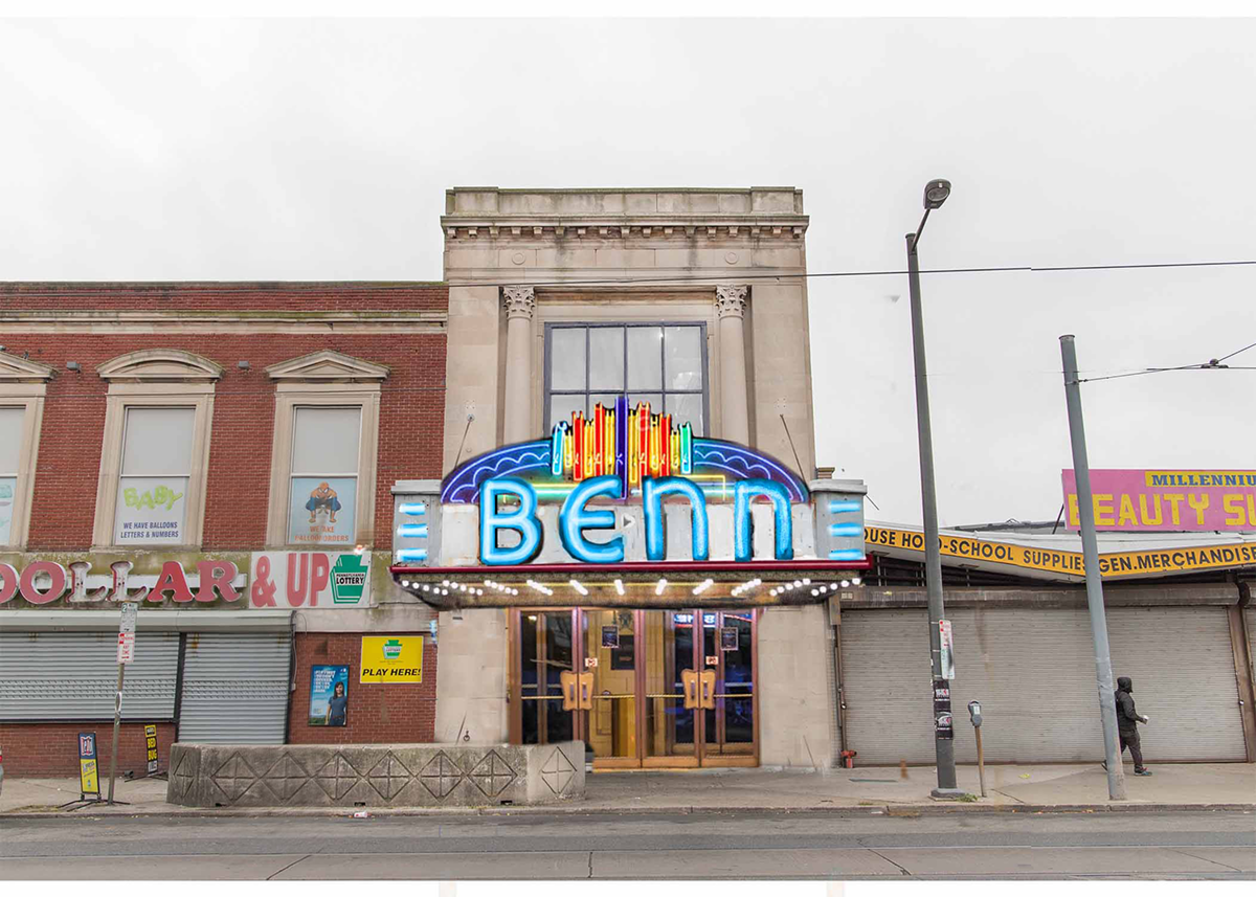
[441,216,809,242]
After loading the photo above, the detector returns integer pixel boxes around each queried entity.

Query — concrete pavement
[2,762,1253,818]
[1,809,1252,879]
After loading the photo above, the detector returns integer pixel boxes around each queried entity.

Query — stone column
[715,285,750,444]
[502,286,536,443]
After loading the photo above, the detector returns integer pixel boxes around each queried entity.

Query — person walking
[1104,675,1151,775]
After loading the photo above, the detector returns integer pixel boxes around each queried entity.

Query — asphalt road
[1,810,1253,880]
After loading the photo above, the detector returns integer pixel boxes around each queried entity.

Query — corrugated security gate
[840,606,1247,764]
[0,631,178,719]
[177,632,291,743]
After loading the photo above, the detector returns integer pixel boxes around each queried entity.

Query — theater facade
[389,187,864,769]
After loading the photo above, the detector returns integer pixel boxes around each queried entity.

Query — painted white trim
[265,382,383,550]
[90,386,216,549]
[0,351,56,382]
[97,349,224,381]
[0,387,47,549]
[266,350,390,382]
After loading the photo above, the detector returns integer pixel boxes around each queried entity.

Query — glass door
[582,609,640,768]
[517,610,580,747]
[513,607,757,768]
[642,609,757,767]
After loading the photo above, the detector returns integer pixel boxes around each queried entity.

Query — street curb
[1,802,1251,821]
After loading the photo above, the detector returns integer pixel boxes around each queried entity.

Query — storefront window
[113,406,195,544]
[546,323,707,435]
[287,405,361,546]
[0,406,21,544]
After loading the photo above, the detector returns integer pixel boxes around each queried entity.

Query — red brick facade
[1,282,448,552]
[0,721,176,778]
[286,632,437,745]
[1,283,449,775]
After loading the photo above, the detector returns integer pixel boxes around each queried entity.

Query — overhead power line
[5,258,1256,295]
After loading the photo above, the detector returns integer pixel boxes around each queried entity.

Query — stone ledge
[166,741,584,808]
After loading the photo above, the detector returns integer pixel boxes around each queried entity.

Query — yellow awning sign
[359,635,423,683]
[864,526,1256,580]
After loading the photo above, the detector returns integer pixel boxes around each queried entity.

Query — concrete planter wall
[166,741,584,808]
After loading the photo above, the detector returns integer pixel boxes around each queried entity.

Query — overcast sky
[2,17,1253,527]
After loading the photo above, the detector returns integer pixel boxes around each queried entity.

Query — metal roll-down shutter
[177,632,291,743]
[0,630,178,720]
[840,605,1246,764]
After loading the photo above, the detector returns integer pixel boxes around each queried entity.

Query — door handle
[578,671,595,710]
[700,669,717,710]
[681,669,699,710]
[560,670,577,711]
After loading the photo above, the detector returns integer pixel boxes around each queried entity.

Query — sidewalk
[2,762,1253,818]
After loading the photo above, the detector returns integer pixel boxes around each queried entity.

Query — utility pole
[1059,334,1127,801]
[906,178,962,798]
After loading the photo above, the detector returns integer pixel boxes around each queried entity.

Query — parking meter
[968,700,982,728]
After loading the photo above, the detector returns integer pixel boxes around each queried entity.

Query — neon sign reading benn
[480,475,794,566]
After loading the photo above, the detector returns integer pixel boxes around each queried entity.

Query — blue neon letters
[479,475,792,565]
[558,475,624,564]
[733,479,794,563]
[642,476,709,562]
[479,477,543,565]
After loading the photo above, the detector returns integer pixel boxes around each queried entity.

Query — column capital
[715,285,749,319]
[502,286,536,320]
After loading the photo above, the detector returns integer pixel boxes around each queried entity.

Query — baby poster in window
[289,476,357,544]
[114,476,187,543]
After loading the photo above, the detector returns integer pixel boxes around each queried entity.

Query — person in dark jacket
[1106,675,1151,775]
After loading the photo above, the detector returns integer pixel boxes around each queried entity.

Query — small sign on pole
[145,725,159,776]
[78,732,100,800]
[938,619,955,681]
[117,601,137,665]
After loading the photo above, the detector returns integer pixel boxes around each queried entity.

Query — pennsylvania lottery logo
[331,554,368,604]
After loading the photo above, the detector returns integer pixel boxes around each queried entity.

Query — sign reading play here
[360,635,423,683]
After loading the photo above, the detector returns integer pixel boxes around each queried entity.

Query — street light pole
[1059,334,1127,801]
[906,179,962,798]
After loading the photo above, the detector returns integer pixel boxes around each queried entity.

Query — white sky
[1,16,1253,527]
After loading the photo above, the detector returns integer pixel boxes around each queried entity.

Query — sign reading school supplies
[78,732,100,798]
[360,636,423,684]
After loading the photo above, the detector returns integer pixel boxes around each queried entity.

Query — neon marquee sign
[442,395,807,505]
[441,396,809,567]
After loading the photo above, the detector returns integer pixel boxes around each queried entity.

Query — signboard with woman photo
[308,664,350,727]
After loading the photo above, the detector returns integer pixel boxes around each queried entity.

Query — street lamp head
[923,179,951,210]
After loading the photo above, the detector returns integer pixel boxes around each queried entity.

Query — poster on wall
[309,665,350,726]
[144,724,159,775]
[114,476,187,543]
[0,476,15,543]
[360,636,423,684]
[288,477,357,545]
[248,551,372,608]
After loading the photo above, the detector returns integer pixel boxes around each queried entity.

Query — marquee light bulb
[656,578,667,595]
[614,579,625,596]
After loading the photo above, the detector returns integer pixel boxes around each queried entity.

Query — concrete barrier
[166,741,585,808]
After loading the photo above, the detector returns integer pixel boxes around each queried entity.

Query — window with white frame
[545,323,707,434]
[113,406,196,545]
[264,350,387,550]
[287,405,362,546]
[1,353,55,548]
[0,406,23,544]
[91,350,221,549]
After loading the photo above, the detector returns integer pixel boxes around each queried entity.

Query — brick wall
[0,721,176,778]
[0,283,449,552]
[287,632,437,745]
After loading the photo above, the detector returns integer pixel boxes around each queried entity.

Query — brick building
[0,282,447,775]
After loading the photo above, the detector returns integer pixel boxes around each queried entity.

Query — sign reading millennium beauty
[438,396,812,566]
[1062,469,1256,532]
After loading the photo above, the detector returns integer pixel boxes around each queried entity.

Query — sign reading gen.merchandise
[360,635,423,684]
[864,525,1256,579]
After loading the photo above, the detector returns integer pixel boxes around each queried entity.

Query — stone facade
[439,187,816,480]
[167,740,584,808]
